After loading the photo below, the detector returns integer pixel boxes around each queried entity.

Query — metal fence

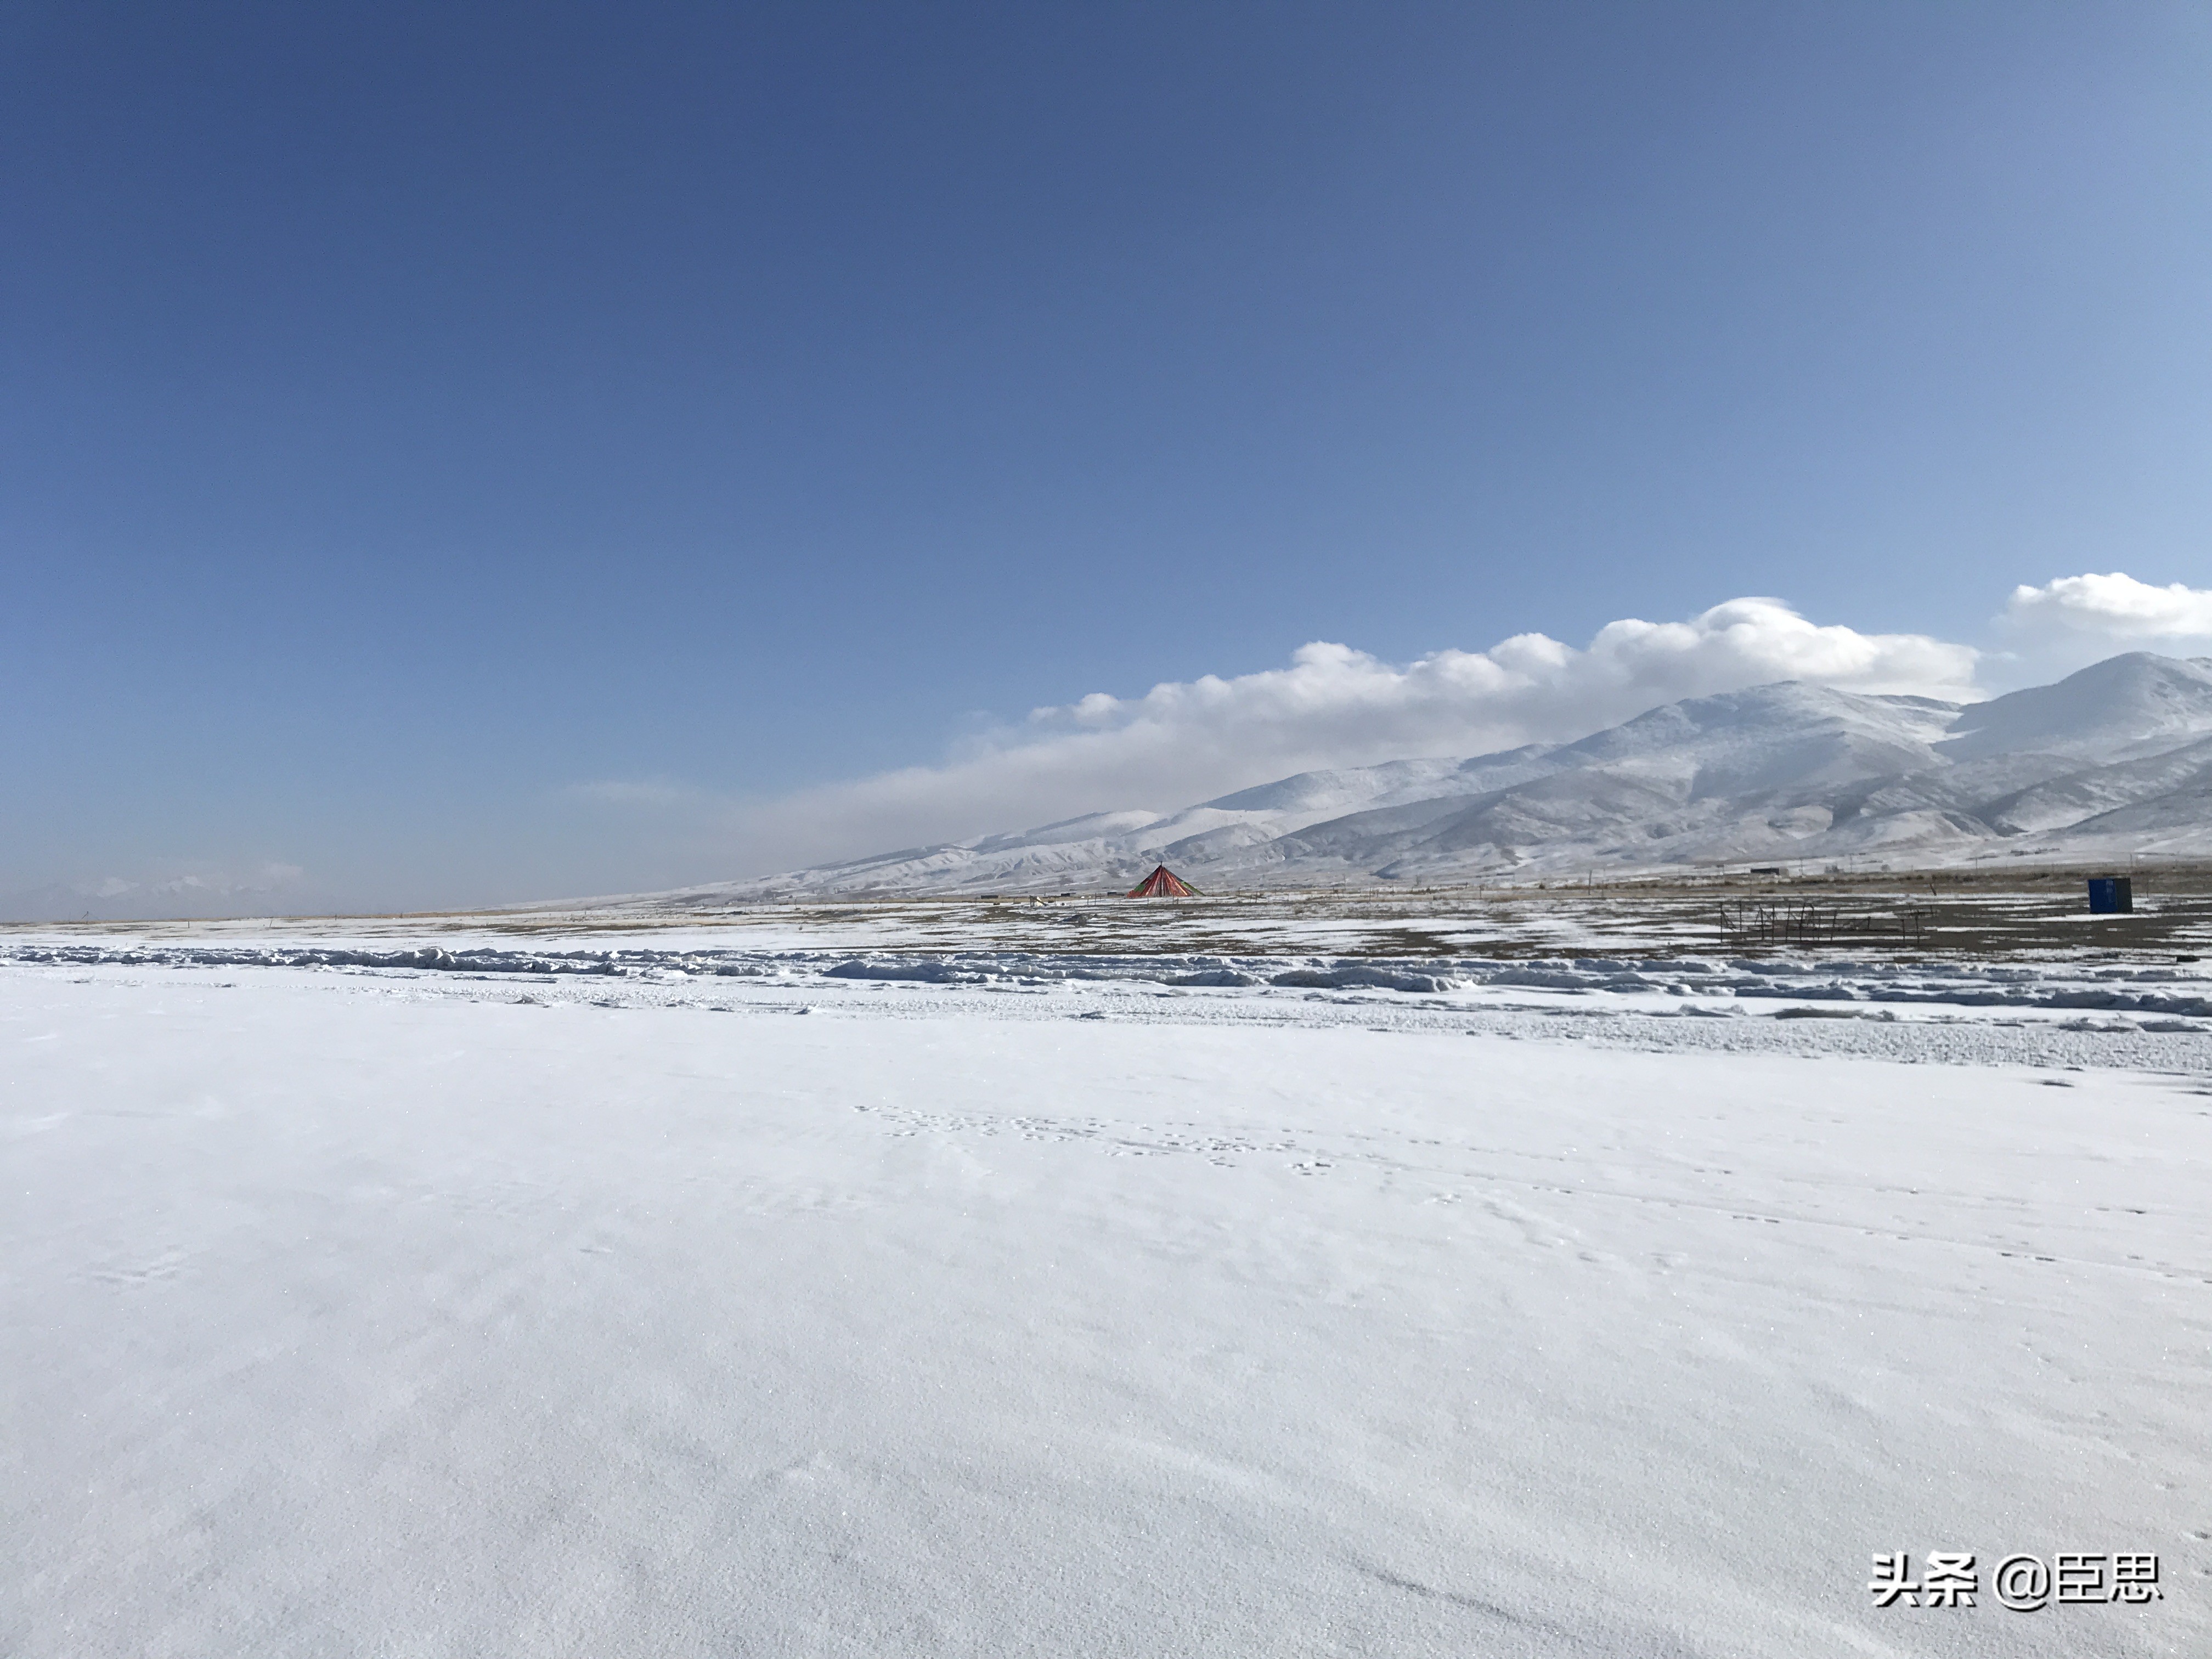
[1717,900,1931,951]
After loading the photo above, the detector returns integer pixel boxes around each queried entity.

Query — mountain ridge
[613,651,2212,905]
[633,654,2212,911]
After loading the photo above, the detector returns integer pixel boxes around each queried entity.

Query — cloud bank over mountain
[668,575,2211,881]
[710,595,1976,875]
[632,649,2212,903]
[2001,572,2212,659]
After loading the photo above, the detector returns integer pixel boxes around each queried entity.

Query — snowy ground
[4,930,2209,1656]
[15,876,2212,964]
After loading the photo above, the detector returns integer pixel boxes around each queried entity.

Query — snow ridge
[10,938,2212,1022]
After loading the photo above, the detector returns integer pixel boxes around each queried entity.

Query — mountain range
[671,652,2212,901]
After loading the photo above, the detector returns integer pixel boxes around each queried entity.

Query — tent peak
[1124,865,1199,898]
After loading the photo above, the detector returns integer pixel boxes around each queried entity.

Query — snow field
[3,967,2208,1656]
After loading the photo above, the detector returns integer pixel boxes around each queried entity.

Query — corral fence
[1717,900,1932,951]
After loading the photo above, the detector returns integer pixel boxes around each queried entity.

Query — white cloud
[713,596,1979,876]
[2001,572,2212,643]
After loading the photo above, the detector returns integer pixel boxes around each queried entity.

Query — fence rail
[1717,900,1931,950]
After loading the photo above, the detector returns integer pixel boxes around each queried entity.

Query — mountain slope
[1938,652,2212,763]
[618,652,2212,904]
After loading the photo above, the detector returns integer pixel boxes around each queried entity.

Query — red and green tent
[1124,865,1199,898]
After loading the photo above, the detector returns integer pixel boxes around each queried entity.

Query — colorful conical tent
[1125,865,1199,898]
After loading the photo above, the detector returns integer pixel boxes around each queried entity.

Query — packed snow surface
[4,924,2207,1656]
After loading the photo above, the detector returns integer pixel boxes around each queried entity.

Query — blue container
[2087,877,2134,914]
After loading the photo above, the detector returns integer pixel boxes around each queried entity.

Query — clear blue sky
[6,2,2211,912]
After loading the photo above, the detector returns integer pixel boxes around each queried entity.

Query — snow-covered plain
[5,924,2209,1656]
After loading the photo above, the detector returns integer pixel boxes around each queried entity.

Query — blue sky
[5,2,2212,915]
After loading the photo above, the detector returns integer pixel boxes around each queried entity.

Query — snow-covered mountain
[646,652,2212,902]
